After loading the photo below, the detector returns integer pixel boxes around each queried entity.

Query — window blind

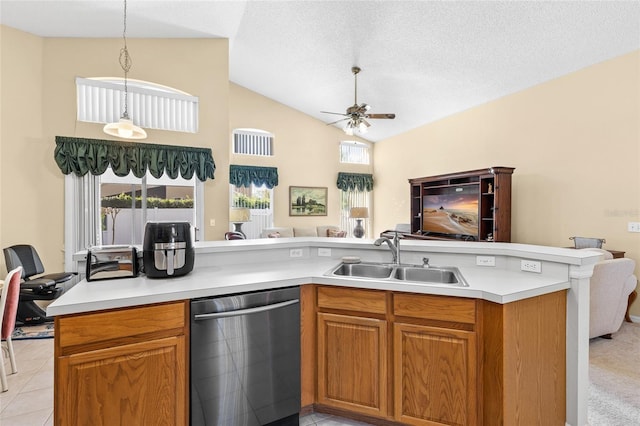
[233,129,274,156]
[76,77,199,133]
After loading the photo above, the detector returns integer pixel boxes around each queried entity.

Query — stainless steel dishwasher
[190,286,300,426]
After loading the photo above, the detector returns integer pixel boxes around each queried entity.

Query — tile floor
[0,338,54,426]
[1,337,370,426]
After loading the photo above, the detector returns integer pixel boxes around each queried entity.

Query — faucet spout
[374,234,401,265]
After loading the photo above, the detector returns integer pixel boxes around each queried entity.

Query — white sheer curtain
[340,190,371,238]
[229,184,274,239]
[64,174,100,271]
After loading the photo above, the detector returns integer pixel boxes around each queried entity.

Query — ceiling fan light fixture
[324,66,396,135]
[344,120,355,135]
[103,0,147,140]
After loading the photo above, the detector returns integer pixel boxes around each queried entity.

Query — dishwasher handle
[194,298,299,320]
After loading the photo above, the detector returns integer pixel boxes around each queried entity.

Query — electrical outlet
[209,219,215,227]
[521,259,542,273]
[289,248,303,258]
[318,248,332,257]
[628,222,640,232]
[476,256,495,266]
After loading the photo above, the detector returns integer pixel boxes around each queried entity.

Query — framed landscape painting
[289,186,327,216]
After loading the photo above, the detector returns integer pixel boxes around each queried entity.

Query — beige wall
[1,26,229,273]
[1,26,46,272]
[229,83,371,230]
[373,50,640,316]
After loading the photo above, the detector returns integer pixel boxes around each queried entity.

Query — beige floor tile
[0,407,53,426]
[0,386,54,419]
[21,368,54,393]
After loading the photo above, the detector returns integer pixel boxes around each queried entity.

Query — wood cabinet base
[306,285,567,426]
[54,301,189,426]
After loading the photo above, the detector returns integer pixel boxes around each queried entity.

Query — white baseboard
[628,315,639,323]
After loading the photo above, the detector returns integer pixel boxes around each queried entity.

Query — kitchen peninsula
[48,238,601,426]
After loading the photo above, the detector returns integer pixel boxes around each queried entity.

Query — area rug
[11,322,54,340]
[588,321,640,425]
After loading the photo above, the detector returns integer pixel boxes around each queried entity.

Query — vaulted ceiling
[2,1,639,142]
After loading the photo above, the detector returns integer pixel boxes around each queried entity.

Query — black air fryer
[143,222,194,278]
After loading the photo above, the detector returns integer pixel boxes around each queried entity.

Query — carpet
[589,321,640,426]
[11,322,54,340]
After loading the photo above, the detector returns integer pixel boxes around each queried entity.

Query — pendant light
[103,0,147,140]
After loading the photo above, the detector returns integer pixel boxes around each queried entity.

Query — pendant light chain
[102,0,146,139]
[119,0,132,118]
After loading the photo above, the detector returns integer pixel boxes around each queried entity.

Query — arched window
[76,77,199,133]
[340,140,370,164]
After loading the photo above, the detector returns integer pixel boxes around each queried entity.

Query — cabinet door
[317,312,388,417]
[394,323,477,426]
[57,335,186,426]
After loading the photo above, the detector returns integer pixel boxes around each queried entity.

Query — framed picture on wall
[289,186,328,216]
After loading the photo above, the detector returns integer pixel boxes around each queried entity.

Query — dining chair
[1,266,22,392]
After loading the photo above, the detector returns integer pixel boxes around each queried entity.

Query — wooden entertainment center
[409,167,515,242]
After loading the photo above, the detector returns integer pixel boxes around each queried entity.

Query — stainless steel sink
[393,266,467,286]
[327,262,468,286]
[330,262,394,279]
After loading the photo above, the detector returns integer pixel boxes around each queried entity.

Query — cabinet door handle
[194,299,299,320]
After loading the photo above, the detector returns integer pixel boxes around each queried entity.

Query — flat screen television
[422,185,479,240]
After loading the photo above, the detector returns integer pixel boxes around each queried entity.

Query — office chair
[3,245,76,324]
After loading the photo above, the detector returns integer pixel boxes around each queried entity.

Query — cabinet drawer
[58,301,187,349]
[394,293,476,324]
[317,286,387,314]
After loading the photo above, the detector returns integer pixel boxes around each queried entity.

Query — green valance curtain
[336,172,374,192]
[229,164,279,188]
[54,136,216,181]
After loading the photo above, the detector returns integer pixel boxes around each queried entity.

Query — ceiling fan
[322,66,396,135]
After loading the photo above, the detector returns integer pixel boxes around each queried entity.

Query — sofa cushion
[293,227,318,237]
[261,227,294,238]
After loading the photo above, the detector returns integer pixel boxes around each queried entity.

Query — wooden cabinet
[54,301,189,426]
[394,294,477,426]
[394,323,476,426]
[305,285,567,426]
[313,287,479,425]
[409,166,514,242]
[317,313,388,417]
[315,286,388,417]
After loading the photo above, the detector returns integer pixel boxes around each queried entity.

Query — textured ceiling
[2,1,639,142]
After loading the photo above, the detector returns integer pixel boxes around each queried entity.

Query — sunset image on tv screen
[423,188,478,237]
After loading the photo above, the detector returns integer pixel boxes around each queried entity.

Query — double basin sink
[327,262,468,287]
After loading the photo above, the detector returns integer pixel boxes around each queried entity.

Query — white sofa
[260,226,345,238]
[585,248,637,339]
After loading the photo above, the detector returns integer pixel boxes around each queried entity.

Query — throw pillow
[267,232,281,238]
[327,229,347,238]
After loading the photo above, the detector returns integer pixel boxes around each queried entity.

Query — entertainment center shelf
[409,166,515,242]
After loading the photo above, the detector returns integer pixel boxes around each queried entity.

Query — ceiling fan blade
[366,113,396,119]
[321,111,348,117]
[326,117,349,126]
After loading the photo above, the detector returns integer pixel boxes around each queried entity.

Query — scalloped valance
[229,165,279,188]
[54,136,216,181]
[336,172,373,192]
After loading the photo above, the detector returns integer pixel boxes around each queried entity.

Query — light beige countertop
[50,238,600,317]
